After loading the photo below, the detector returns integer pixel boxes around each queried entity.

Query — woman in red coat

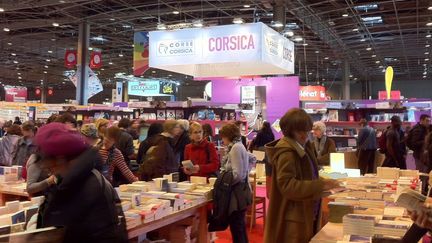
[183,122,220,178]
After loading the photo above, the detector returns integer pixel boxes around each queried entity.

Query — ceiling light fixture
[43,71,47,74]
[360,38,366,42]
[324,57,329,60]
[427,22,432,26]
[428,6,432,10]
[44,65,49,68]
[46,59,51,62]
[172,10,180,15]
[424,76,427,78]
[233,18,244,24]
[13,60,18,64]
[371,54,377,57]
[426,52,430,55]
[118,53,124,57]
[47,50,53,53]
[352,28,359,31]
[52,22,60,27]
[243,4,251,8]
[157,23,167,30]
[423,71,428,75]
[427,34,432,38]
[293,36,303,42]
[271,21,284,28]
[426,45,431,47]
[3,27,10,32]
[17,73,21,75]
[18,76,22,79]
[7,42,12,45]
[366,47,372,51]
[375,60,380,63]
[108,62,113,65]
[284,30,294,37]
[342,13,349,17]
[193,19,204,28]
[302,43,308,46]
[11,53,16,56]
[0,8,4,12]
[425,58,430,61]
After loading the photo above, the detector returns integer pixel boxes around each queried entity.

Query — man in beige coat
[264,108,339,243]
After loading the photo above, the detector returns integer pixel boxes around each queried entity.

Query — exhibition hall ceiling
[0,0,431,89]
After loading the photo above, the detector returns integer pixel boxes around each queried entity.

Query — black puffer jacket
[37,148,128,243]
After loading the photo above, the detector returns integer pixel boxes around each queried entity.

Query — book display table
[0,183,29,206]
[127,202,209,242]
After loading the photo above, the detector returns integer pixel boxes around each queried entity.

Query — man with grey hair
[175,119,191,181]
[311,121,336,166]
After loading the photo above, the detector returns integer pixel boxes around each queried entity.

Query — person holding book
[264,108,340,243]
[183,122,219,178]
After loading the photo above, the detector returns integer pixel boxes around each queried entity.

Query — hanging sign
[4,86,27,102]
[64,50,77,68]
[128,80,176,97]
[148,22,295,77]
[90,51,102,69]
[47,87,54,96]
[299,86,326,101]
[133,32,150,76]
[35,87,42,96]
[115,82,123,102]
[240,86,255,114]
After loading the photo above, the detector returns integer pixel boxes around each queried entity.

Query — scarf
[314,136,327,157]
[220,138,242,172]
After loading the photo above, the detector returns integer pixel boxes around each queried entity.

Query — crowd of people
[2,110,432,243]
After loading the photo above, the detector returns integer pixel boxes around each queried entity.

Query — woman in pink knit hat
[35,122,127,243]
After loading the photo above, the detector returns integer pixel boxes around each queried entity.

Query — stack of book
[377,167,400,180]
[374,220,411,237]
[328,202,354,223]
[343,214,377,237]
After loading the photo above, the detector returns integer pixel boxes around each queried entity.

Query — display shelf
[324,121,414,126]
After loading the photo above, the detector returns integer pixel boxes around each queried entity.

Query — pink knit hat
[35,122,88,159]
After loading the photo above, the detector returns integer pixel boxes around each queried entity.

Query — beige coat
[264,137,324,243]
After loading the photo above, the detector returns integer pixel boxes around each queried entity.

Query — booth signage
[378,90,401,100]
[4,86,27,102]
[299,86,326,101]
[148,22,295,77]
[240,86,256,114]
[133,32,150,76]
[128,80,177,97]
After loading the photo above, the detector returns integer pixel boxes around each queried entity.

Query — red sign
[35,87,41,96]
[47,87,54,96]
[378,90,401,100]
[65,50,77,68]
[4,86,27,102]
[299,86,326,101]
[90,51,102,69]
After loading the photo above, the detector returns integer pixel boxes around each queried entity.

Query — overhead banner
[128,80,177,97]
[66,67,103,100]
[148,22,295,77]
[4,86,27,102]
[133,32,150,76]
[299,86,326,101]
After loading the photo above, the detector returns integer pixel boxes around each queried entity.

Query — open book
[394,188,427,212]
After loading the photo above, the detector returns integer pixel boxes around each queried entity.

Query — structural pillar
[123,82,129,102]
[76,22,90,105]
[41,82,47,103]
[343,60,350,100]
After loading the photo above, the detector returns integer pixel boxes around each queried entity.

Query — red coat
[184,139,219,178]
